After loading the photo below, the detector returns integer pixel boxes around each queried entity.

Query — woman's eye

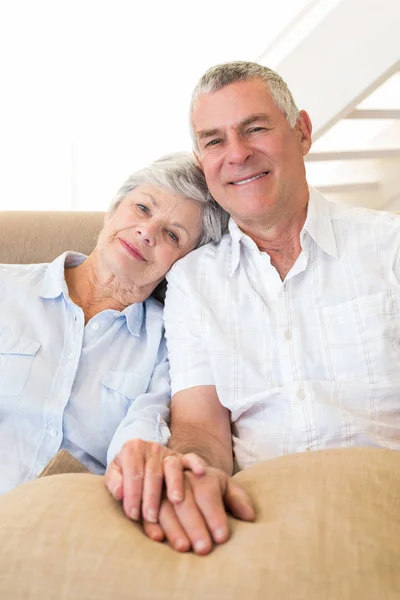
[137,204,148,213]
[167,231,179,243]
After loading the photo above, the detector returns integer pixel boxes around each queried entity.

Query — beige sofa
[0,211,400,599]
[0,210,104,264]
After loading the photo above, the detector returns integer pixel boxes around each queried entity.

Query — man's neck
[235,195,309,280]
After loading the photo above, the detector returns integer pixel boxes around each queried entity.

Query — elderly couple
[2,61,400,555]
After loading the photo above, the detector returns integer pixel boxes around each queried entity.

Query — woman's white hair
[190,61,300,149]
[109,151,228,247]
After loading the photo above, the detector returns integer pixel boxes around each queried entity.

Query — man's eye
[249,127,264,133]
[137,204,148,212]
[205,139,220,148]
[167,231,179,243]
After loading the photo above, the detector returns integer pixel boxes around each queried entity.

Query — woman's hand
[105,439,206,523]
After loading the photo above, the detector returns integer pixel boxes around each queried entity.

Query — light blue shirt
[0,252,171,494]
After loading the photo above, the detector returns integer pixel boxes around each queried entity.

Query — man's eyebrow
[196,113,272,140]
[196,128,221,140]
[240,113,272,128]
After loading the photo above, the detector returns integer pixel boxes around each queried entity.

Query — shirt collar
[40,252,87,299]
[228,186,338,277]
[228,218,260,277]
[40,251,145,336]
[122,302,145,337]
[302,187,338,260]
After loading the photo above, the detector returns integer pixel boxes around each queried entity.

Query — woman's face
[96,184,203,291]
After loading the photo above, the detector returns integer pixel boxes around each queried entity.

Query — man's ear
[193,150,204,171]
[296,110,312,156]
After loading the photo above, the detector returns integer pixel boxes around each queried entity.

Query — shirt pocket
[0,333,41,398]
[100,370,149,439]
[321,291,400,383]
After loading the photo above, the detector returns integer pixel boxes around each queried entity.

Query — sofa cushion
[0,447,399,599]
[38,449,91,477]
[0,211,104,264]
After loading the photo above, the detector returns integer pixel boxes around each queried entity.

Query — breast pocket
[0,333,41,397]
[322,291,400,383]
[100,370,149,439]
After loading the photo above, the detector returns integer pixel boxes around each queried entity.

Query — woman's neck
[64,252,152,323]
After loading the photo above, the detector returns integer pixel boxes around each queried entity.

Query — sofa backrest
[0,211,105,264]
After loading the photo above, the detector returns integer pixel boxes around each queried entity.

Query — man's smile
[230,172,269,185]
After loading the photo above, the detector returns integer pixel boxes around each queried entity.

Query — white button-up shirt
[165,188,400,470]
[0,252,170,494]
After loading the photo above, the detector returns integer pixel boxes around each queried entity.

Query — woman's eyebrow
[138,193,192,237]
[171,222,189,236]
[141,192,159,208]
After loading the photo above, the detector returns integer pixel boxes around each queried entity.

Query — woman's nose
[135,222,157,246]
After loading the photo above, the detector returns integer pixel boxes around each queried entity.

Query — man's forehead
[192,80,276,133]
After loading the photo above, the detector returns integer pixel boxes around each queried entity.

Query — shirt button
[297,389,305,400]
[284,330,292,340]
[68,352,76,360]
[50,429,58,437]
[91,323,99,330]
[57,392,65,399]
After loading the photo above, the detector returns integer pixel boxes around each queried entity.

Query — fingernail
[130,508,139,521]
[112,482,121,497]
[147,509,157,523]
[214,528,227,543]
[175,538,189,552]
[170,491,183,503]
[194,540,208,554]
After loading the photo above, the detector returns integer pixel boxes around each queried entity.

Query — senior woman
[0,151,228,495]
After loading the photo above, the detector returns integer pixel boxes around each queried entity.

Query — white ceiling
[306,70,400,210]
[0,0,398,211]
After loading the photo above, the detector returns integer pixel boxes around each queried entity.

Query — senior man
[107,61,400,554]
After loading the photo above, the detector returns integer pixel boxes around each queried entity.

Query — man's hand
[143,467,255,555]
[104,439,206,523]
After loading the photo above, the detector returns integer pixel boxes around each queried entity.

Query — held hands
[142,465,255,555]
[105,439,255,555]
[105,439,206,523]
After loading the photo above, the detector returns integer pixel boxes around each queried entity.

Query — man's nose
[226,136,253,165]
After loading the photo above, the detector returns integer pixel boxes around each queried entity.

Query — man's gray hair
[109,151,229,246]
[190,61,300,149]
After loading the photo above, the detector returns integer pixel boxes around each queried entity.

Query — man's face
[192,79,312,227]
